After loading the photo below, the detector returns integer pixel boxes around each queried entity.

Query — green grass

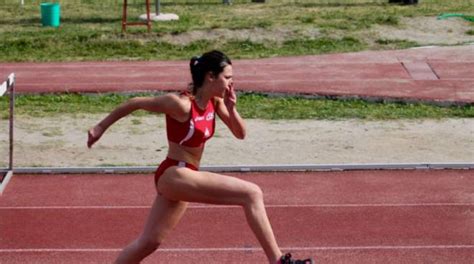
[1,93,472,120]
[0,0,473,61]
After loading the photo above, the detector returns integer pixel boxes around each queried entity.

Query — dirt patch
[371,16,474,45]
[160,27,321,45]
[159,16,473,46]
[1,115,472,168]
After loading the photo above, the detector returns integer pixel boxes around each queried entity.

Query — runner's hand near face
[224,83,237,110]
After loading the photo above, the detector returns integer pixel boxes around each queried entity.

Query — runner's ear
[205,71,215,82]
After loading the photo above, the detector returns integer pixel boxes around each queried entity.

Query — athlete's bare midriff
[166,141,204,167]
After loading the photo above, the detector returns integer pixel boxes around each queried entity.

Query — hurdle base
[139,13,179,21]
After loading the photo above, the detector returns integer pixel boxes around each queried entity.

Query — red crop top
[166,97,216,148]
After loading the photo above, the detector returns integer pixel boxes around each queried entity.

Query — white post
[7,73,15,172]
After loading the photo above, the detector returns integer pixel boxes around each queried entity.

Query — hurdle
[0,73,15,195]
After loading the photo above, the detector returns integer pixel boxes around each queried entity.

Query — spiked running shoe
[279,253,314,264]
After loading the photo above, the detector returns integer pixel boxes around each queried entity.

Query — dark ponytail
[189,50,232,95]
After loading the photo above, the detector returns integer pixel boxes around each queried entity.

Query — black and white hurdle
[0,73,15,195]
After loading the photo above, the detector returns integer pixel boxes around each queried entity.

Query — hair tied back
[192,56,201,66]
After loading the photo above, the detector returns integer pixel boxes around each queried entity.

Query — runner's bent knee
[244,182,264,204]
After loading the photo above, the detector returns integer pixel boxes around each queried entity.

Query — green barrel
[40,3,60,27]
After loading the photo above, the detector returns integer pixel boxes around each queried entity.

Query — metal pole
[155,0,160,15]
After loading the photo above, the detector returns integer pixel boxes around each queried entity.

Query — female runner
[87,50,314,264]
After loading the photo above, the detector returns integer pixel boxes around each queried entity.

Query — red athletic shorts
[154,157,198,184]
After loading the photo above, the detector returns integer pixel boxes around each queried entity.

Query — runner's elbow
[125,97,145,112]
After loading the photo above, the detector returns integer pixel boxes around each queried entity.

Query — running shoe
[279,253,314,264]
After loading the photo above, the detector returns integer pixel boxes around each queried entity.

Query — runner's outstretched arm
[87,94,184,148]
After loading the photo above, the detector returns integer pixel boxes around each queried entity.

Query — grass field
[1,93,472,120]
[0,0,472,61]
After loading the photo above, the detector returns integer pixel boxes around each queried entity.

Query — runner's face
[213,65,233,98]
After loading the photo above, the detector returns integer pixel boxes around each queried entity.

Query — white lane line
[1,245,474,253]
[0,203,473,210]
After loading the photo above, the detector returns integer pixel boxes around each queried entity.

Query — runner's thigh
[158,168,261,205]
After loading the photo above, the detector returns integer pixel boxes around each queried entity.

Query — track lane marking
[0,203,473,210]
[2,245,474,253]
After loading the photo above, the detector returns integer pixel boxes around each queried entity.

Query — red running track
[1,170,473,263]
[1,45,473,104]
